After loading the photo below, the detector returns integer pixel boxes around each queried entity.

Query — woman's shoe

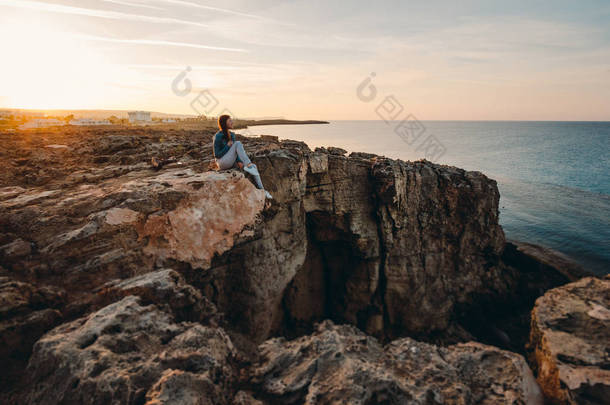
[264,190,273,199]
[244,163,259,177]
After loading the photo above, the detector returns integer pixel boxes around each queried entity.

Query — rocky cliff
[0,127,605,404]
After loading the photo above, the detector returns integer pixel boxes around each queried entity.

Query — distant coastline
[0,108,329,131]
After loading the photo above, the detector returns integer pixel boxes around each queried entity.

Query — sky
[0,0,609,120]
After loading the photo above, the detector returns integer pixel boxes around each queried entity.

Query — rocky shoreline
[0,127,607,404]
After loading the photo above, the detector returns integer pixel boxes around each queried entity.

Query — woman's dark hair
[218,114,231,142]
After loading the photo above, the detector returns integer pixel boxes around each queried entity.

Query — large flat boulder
[133,169,266,269]
[0,165,265,314]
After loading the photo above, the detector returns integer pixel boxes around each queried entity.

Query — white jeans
[216,141,264,189]
[216,140,251,169]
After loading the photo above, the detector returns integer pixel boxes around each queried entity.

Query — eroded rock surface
[202,141,517,342]
[0,276,64,387]
[0,127,599,404]
[529,276,610,404]
[23,296,236,405]
[0,129,554,346]
[249,320,543,404]
[134,169,265,269]
[1,162,265,317]
[95,269,219,324]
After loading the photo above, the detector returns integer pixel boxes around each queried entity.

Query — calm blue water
[243,121,610,275]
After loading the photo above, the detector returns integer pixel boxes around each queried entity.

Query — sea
[242,121,609,275]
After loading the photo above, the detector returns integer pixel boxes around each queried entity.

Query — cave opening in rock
[280,210,383,340]
[275,212,546,355]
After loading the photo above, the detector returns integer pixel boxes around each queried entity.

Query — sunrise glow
[0,16,120,109]
[0,0,608,120]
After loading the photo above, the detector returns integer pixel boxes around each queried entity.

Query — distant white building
[128,111,151,123]
[161,118,176,123]
[19,119,66,130]
[69,118,111,126]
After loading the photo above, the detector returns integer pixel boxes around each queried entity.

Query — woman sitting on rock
[213,114,272,199]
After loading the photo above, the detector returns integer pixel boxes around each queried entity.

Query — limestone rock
[0,277,64,386]
[281,152,509,340]
[96,269,219,324]
[23,296,236,405]
[529,276,610,404]
[188,140,515,343]
[0,238,31,259]
[145,369,224,405]
[0,130,553,346]
[1,128,593,403]
[503,240,592,282]
[0,163,265,317]
[232,391,264,405]
[250,320,543,404]
[134,169,266,269]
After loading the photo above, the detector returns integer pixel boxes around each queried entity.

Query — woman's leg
[235,142,266,189]
[217,141,268,192]
[217,141,252,170]
[233,141,252,166]
[251,173,264,189]
[216,142,238,170]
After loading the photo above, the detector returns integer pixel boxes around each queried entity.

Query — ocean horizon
[244,120,610,275]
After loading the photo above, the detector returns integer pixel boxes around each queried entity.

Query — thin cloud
[125,64,255,70]
[126,60,297,68]
[100,0,165,11]
[154,0,262,19]
[78,34,248,52]
[152,0,293,25]
[0,0,209,28]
